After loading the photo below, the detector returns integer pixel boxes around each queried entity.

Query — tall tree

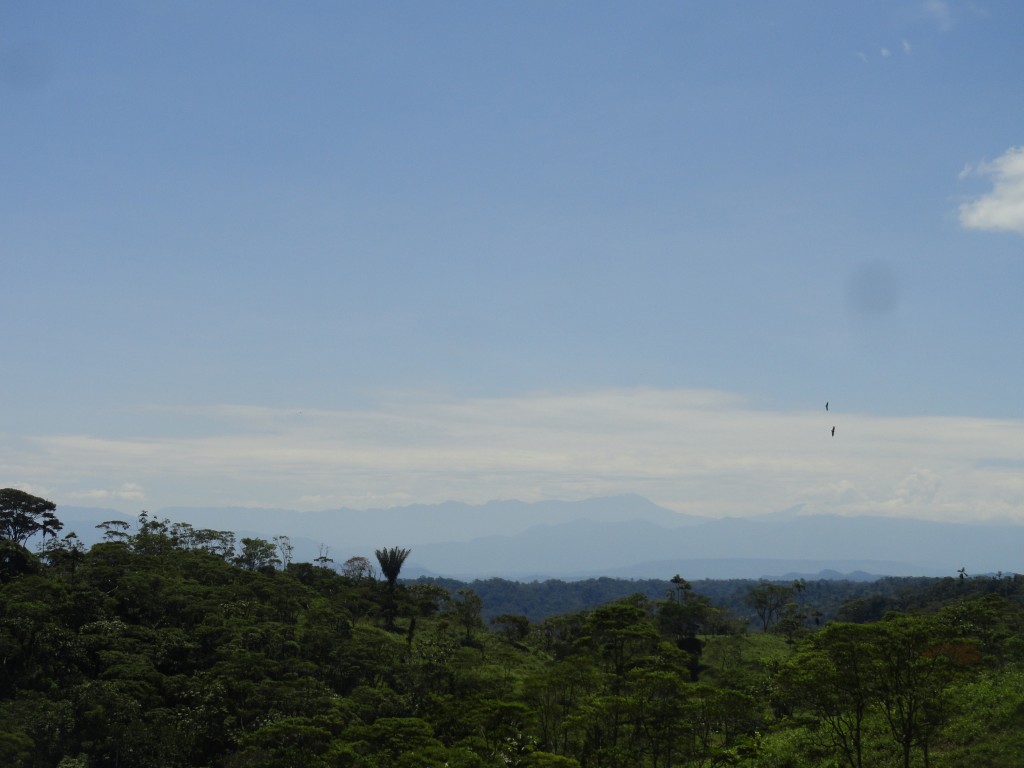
[0,489,61,545]
[375,547,411,630]
[235,537,281,572]
[274,535,294,567]
[782,622,876,768]
[745,582,794,631]
[871,615,964,768]
[444,588,484,643]
[375,547,411,588]
[341,555,376,580]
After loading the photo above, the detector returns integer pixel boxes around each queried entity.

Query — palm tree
[375,546,411,630]
[376,546,411,587]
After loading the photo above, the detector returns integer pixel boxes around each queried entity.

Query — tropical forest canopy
[2,489,1024,767]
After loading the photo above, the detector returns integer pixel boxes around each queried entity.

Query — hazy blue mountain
[155,493,700,546]
[550,559,943,581]
[405,514,1018,579]
[54,496,1024,581]
[57,494,699,562]
[779,569,882,582]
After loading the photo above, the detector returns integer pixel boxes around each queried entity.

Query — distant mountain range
[57,494,1024,581]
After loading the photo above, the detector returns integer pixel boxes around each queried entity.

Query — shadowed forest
[2,490,1024,767]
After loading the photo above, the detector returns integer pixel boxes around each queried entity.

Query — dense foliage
[2,494,1023,767]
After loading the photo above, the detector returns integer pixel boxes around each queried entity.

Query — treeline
[417,572,1024,627]
[2,490,1024,767]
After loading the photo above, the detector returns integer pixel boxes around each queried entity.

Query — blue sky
[3,1,1023,520]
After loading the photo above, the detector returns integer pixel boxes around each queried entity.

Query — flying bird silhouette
[825,401,829,411]
[831,426,835,437]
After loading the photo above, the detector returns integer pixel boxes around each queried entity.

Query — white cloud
[902,39,912,55]
[66,483,146,503]
[892,468,942,506]
[959,146,1024,235]
[7,389,1024,523]
[922,0,953,31]
[881,47,891,57]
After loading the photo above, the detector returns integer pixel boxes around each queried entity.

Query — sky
[2,1,1024,522]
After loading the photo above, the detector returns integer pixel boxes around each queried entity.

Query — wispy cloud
[6,389,1024,523]
[66,483,146,503]
[959,146,1024,235]
[922,0,954,31]
[860,40,911,63]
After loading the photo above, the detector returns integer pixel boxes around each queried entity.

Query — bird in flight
[831,426,835,437]
[825,401,829,411]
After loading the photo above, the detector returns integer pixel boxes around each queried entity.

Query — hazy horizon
[54,494,1024,580]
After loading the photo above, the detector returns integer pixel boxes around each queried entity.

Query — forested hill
[3,496,1024,766]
